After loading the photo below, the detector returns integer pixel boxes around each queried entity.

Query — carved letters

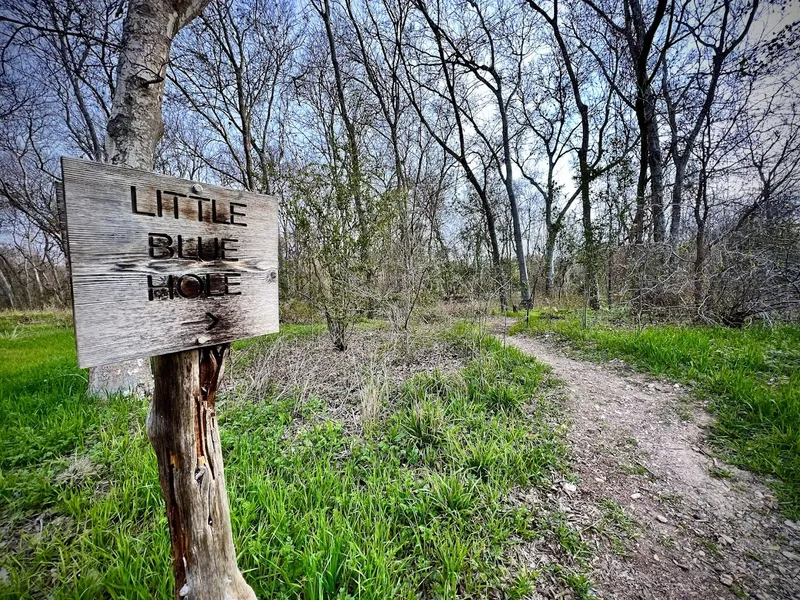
[127,185,248,302]
[61,157,279,367]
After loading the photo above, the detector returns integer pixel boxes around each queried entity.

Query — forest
[1,0,800,599]
[1,0,798,338]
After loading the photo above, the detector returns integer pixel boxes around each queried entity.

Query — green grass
[510,312,800,517]
[0,314,589,598]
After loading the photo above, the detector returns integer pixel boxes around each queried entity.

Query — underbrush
[1,315,591,599]
[510,312,800,518]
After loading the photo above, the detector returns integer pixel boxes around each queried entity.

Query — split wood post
[148,345,256,600]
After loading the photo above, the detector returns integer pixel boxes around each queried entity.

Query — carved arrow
[183,312,220,330]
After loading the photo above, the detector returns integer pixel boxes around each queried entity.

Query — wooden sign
[61,157,279,368]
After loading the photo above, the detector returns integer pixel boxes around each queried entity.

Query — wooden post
[148,344,255,600]
[61,157,277,597]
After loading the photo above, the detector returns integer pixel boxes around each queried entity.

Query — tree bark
[544,227,557,299]
[102,1,254,597]
[498,95,532,308]
[693,225,706,316]
[149,347,256,600]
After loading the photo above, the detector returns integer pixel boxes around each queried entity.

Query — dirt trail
[490,321,800,600]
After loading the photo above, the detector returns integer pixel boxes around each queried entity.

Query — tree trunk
[544,227,557,299]
[645,88,666,243]
[631,124,648,244]
[102,1,254,597]
[498,91,531,308]
[149,347,256,600]
[693,226,706,317]
[669,156,687,243]
[577,108,601,311]
[581,179,601,311]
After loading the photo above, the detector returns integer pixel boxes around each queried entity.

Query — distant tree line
[1,0,799,342]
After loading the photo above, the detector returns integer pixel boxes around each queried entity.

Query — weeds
[0,314,592,598]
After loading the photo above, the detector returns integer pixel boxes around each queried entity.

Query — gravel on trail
[490,320,800,600]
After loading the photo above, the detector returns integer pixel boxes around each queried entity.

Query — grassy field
[0,313,593,599]
[510,312,800,518]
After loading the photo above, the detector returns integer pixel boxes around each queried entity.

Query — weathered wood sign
[61,157,279,368]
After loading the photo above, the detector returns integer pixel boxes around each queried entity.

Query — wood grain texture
[149,346,256,600]
[61,157,279,368]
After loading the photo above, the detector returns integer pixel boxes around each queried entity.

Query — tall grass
[0,315,590,598]
[510,314,800,517]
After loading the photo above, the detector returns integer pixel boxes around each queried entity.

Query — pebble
[673,383,681,389]
[719,573,734,586]
[631,493,642,500]
[563,482,577,494]
[656,514,669,524]
[719,534,735,545]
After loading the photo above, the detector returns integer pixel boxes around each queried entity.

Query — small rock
[719,573,734,587]
[719,534,735,545]
[782,550,800,561]
[697,550,706,558]
[656,514,669,524]
[631,493,642,500]
[563,482,577,494]
[691,445,701,452]
[647,383,656,390]
[0,567,8,584]
[673,383,681,389]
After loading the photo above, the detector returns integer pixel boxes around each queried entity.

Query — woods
[2,0,799,333]
[2,2,800,598]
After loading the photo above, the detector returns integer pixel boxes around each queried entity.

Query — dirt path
[490,322,800,600]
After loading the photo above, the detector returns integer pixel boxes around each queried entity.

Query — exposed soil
[490,320,800,600]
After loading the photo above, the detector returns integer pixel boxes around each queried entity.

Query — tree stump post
[148,344,255,600]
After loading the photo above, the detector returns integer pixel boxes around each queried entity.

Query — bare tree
[514,52,579,298]
[663,0,760,245]
[397,2,508,308]
[411,0,533,308]
[525,0,632,309]
[167,0,299,194]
